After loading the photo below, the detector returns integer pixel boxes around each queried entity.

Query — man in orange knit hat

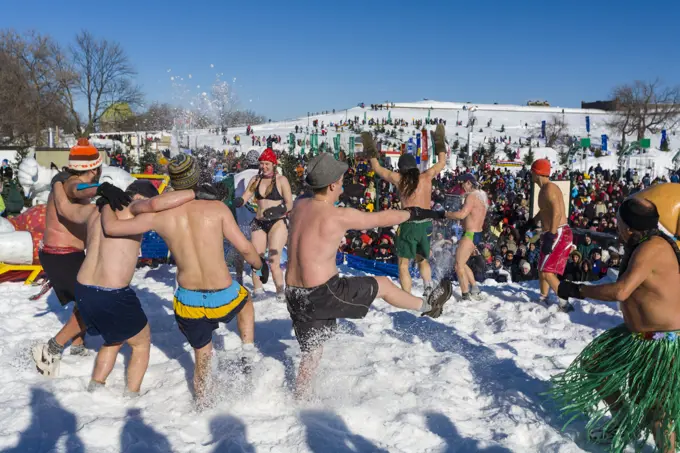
[528,158,574,312]
[32,138,131,377]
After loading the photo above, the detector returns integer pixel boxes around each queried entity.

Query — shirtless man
[100,154,268,404]
[444,174,488,300]
[52,180,197,395]
[365,124,448,295]
[554,197,680,452]
[286,153,453,399]
[529,159,574,312]
[32,138,132,376]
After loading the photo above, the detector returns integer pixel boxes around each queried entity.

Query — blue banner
[541,120,546,139]
[662,129,667,147]
[416,133,421,165]
[601,134,608,151]
[585,116,590,133]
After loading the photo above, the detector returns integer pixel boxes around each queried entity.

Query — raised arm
[340,207,410,232]
[52,182,96,224]
[101,205,156,237]
[279,176,294,212]
[425,124,448,177]
[63,177,98,201]
[220,204,264,269]
[445,195,474,221]
[130,189,196,216]
[361,131,400,185]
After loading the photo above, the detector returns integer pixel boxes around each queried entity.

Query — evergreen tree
[523,147,535,166]
[661,138,670,151]
[280,152,302,195]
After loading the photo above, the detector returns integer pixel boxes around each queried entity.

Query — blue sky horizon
[3,0,679,120]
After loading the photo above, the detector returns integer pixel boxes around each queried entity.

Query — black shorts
[38,250,86,306]
[75,282,148,345]
[285,274,379,352]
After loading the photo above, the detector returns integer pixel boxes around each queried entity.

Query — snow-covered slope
[0,265,629,452]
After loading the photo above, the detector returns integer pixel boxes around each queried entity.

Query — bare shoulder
[644,236,679,268]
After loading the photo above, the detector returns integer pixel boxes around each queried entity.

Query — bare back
[286,198,347,288]
[77,208,142,288]
[537,182,568,232]
[621,237,680,331]
[152,200,232,290]
[43,192,87,249]
[399,173,433,209]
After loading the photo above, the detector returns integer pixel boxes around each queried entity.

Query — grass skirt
[550,324,680,452]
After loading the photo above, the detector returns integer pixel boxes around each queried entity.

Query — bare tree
[609,79,680,143]
[545,115,568,147]
[63,31,143,135]
[0,30,72,146]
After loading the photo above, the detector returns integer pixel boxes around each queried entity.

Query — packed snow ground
[0,263,646,453]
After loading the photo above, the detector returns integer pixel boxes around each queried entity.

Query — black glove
[255,259,270,284]
[434,124,446,153]
[96,182,131,211]
[194,183,220,200]
[233,197,245,208]
[541,232,556,254]
[95,196,110,211]
[361,132,378,159]
[262,204,287,220]
[50,171,71,188]
[405,207,443,221]
[558,281,582,300]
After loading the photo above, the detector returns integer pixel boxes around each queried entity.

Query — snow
[0,264,634,452]
[176,100,678,177]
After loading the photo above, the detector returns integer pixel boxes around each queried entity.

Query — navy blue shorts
[75,282,148,345]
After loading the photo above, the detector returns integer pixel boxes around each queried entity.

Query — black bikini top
[254,176,284,202]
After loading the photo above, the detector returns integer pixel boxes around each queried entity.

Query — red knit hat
[69,138,102,171]
[258,148,277,165]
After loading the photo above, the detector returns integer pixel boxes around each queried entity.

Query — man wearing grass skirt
[554,196,680,453]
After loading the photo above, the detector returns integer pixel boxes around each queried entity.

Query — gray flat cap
[305,153,349,189]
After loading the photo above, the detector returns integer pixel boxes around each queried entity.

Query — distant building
[581,100,618,111]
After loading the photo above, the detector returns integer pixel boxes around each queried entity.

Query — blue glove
[541,232,556,255]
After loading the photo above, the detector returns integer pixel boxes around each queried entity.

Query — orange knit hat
[68,138,103,171]
[531,158,551,177]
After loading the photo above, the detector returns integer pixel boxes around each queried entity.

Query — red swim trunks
[539,225,573,275]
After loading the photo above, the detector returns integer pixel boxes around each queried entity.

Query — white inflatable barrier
[0,230,33,265]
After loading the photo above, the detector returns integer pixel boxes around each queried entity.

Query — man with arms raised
[286,153,453,399]
[444,174,488,300]
[529,158,574,312]
[52,179,197,395]
[552,197,680,452]
[100,154,268,404]
[365,124,448,295]
[32,138,131,376]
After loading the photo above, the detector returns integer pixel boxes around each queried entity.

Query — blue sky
[3,0,679,120]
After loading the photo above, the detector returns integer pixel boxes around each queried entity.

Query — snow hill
[0,263,638,453]
[183,100,678,176]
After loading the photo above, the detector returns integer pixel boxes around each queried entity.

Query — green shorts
[395,220,432,260]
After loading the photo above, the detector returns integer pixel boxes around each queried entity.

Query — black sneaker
[422,279,453,318]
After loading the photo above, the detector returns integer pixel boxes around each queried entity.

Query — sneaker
[69,344,90,356]
[469,286,483,301]
[276,292,286,303]
[422,279,453,318]
[32,343,61,377]
[558,300,575,313]
[423,284,434,299]
[461,292,472,301]
[538,296,550,308]
[252,288,265,299]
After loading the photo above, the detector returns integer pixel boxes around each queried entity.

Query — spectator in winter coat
[563,250,583,281]
[514,259,538,282]
[607,251,621,270]
[577,233,595,260]
[590,248,607,278]
[527,242,539,267]
[487,256,512,283]
[578,259,599,282]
